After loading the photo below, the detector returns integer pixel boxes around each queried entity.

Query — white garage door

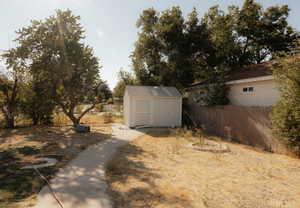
[134,99,151,126]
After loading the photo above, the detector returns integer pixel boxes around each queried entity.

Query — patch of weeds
[0,147,58,205]
[16,146,41,155]
[0,167,40,202]
[0,149,19,161]
[169,127,207,154]
[193,128,205,137]
[193,129,205,147]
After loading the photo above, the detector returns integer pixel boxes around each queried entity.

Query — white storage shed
[124,86,182,128]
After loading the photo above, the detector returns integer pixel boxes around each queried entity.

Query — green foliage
[98,81,112,102]
[21,80,56,125]
[0,50,26,128]
[113,69,137,100]
[235,0,298,63]
[132,7,206,90]
[10,10,105,126]
[113,81,126,101]
[271,55,300,153]
[132,1,298,93]
[203,82,229,106]
[202,6,242,68]
[0,78,20,128]
[190,81,229,106]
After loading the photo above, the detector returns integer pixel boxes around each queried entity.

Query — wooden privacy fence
[186,103,288,154]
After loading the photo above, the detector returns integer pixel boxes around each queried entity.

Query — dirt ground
[0,123,112,208]
[106,130,300,208]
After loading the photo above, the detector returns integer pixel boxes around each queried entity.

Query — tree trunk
[69,115,80,127]
[5,116,15,128]
[32,116,39,126]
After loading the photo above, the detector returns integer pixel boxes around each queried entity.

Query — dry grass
[0,113,32,127]
[187,105,289,154]
[0,111,123,128]
[106,131,300,208]
[52,112,123,126]
[0,123,112,208]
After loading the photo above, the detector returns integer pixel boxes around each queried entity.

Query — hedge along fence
[186,103,289,154]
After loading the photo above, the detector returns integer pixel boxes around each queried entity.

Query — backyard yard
[106,130,300,208]
[1,1,300,208]
[0,113,119,208]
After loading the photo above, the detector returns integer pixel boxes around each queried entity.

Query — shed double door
[155,99,178,126]
[134,99,152,126]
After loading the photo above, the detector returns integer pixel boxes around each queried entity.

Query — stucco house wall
[227,78,280,107]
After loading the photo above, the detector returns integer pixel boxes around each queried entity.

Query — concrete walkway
[34,124,145,208]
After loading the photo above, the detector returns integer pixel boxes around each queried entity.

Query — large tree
[0,49,26,128]
[202,6,242,69]
[113,69,137,100]
[132,1,298,91]
[13,10,104,126]
[131,8,166,86]
[97,81,112,102]
[235,0,298,64]
[132,7,212,90]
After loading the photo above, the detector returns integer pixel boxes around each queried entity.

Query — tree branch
[78,104,96,121]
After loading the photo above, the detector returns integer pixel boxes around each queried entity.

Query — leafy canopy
[113,69,137,100]
[132,0,298,93]
[0,49,27,128]
[12,10,107,126]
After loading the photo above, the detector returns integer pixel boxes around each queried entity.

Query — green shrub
[189,81,229,106]
[21,81,56,125]
[271,55,300,154]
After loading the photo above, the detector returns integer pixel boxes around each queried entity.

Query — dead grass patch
[106,132,300,208]
[0,124,112,208]
[52,112,123,126]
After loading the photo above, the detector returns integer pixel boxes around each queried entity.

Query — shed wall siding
[228,79,280,107]
[129,96,135,127]
[125,96,182,127]
[123,92,129,126]
[132,97,152,127]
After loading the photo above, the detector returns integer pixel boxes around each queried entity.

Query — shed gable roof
[125,86,181,97]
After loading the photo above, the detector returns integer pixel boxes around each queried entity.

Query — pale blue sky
[1,0,299,89]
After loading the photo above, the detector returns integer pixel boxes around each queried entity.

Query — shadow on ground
[1,125,191,208]
[0,125,111,207]
[106,128,192,208]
